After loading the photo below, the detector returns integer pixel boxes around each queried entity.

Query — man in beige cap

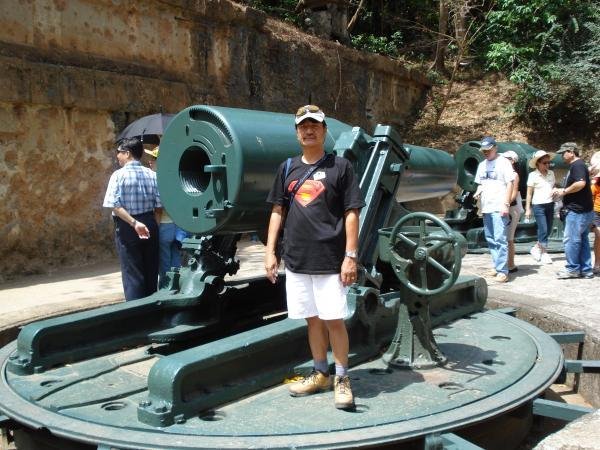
[265,105,364,410]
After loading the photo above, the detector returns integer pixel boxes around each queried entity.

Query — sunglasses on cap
[295,105,322,117]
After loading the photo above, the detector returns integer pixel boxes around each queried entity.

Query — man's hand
[134,221,150,239]
[501,205,509,217]
[265,252,279,284]
[340,256,358,287]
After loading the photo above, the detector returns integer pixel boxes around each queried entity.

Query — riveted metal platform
[0,310,562,449]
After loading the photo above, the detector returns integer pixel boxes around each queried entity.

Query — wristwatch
[345,250,358,259]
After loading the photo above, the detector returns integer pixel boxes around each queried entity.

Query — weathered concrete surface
[0,0,430,281]
[534,409,600,450]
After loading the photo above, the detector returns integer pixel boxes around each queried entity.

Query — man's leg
[491,212,509,274]
[326,319,354,409]
[579,211,594,275]
[562,211,582,274]
[326,319,349,368]
[115,226,146,301]
[306,316,329,370]
[286,272,332,397]
[482,213,498,268]
[313,274,354,409]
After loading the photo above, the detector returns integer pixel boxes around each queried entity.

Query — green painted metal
[549,331,586,344]
[425,432,485,450]
[395,144,457,203]
[564,359,600,374]
[0,311,563,449]
[378,212,467,369]
[157,106,355,235]
[532,398,594,421]
[379,212,465,296]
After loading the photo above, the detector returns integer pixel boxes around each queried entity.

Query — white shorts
[285,270,349,320]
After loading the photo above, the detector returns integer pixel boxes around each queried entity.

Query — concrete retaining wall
[0,0,430,281]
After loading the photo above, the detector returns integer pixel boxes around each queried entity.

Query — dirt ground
[404,73,598,160]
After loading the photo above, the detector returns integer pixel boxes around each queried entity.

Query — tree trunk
[347,0,366,32]
[430,0,450,76]
[453,0,470,62]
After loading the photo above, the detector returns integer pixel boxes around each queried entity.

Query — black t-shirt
[564,158,592,213]
[267,154,365,274]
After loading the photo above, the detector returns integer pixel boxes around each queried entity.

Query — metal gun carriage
[0,106,572,449]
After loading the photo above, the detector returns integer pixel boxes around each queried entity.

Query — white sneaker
[530,245,541,262]
[540,252,552,264]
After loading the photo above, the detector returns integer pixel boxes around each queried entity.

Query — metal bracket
[563,359,600,374]
[425,432,484,449]
[549,331,587,390]
[533,398,595,421]
[548,331,585,344]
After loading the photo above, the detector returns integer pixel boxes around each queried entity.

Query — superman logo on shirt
[288,180,325,207]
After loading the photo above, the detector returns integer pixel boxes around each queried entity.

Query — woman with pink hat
[525,150,555,264]
[589,151,600,274]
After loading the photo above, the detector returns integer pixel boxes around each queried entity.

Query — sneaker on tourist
[529,245,541,262]
[556,270,580,280]
[484,269,497,277]
[581,272,594,279]
[289,370,332,397]
[494,273,509,283]
[540,252,553,264]
[333,375,355,410]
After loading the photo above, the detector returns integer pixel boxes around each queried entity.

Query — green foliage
[476,0,600,134]
[351,31,403,58]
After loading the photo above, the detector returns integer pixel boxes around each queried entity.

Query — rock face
[0,0,430,281]
[535,409,600,450]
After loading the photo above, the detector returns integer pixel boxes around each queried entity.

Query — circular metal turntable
[0,310,563,449]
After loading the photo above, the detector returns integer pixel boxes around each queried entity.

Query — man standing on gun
[265,105,364,410]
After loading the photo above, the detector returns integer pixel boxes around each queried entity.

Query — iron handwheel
[388,212,462,296]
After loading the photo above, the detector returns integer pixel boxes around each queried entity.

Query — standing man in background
[553,142,594,279]
[265,105,364,410]
[103,137,161,300]
[473,136,515,283]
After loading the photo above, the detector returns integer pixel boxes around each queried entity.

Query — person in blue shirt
[103,138,161,300]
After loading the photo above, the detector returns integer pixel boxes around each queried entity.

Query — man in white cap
[473,136,516,282]
[553,142,594,279]
[265,104,365,410]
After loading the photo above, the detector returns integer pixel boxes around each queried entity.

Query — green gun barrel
[157,106,354,235]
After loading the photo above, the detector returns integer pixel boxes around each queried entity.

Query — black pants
[114,212,159,301]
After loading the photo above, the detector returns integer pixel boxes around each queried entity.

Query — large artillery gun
[446,140,570,253]
[0,107,567,449]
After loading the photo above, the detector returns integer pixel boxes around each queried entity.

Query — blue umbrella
[116,113,175,145]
